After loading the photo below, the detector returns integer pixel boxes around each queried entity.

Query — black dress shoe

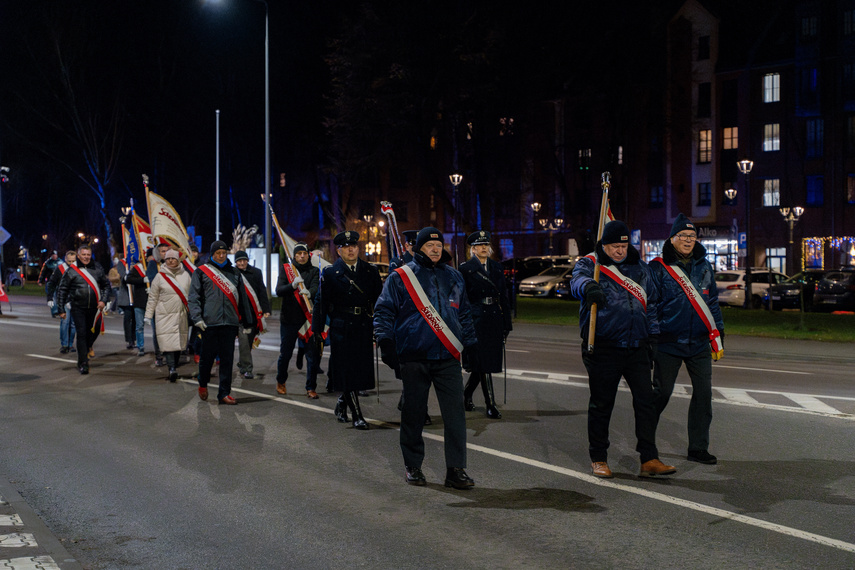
[168,368,178,383]
[358,390,370,397]
[463,396,475,411]
[60,347,69,354]
[405,466,427,486]
[687,450,718,464]
[79,364,89,375]
[485,405,502,419]
[424,414,432,426]
[445,468,475,490]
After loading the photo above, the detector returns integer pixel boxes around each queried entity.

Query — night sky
[0,0,707,266]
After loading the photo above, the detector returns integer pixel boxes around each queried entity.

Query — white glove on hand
[195,321,207,331]
[242,328,253,335]
[291,275,304,286]
[143,276,150,284]
[47,300,55,308]
[299,288,311,297]
[144,318,152,326]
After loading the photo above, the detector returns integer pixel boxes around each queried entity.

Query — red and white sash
[58,262,68,275]
[198,264,240,317]
[395,265,464,360]
[243,279,266,333]
[69,264,101,303]
[160,272,189,311]
[585,254,647,310]
[182,259,196,274]
[653,258,723,359]
[132,262,146,278]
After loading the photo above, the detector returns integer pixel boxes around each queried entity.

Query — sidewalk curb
[0,476,83,570]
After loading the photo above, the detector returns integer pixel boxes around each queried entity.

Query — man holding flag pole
[569,173,675,480]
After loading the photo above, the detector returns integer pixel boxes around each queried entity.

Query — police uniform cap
[402,230,418,245]
[466,230,491,246]
[333,231,359,247]
[234,250,249,261]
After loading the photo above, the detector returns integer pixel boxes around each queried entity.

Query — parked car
[4,267,24,288]
[763,269,827,311]
[519,264,576,297]
[812,268,855,312]
[502,255,575,295]
[370,262,390,281]
[715,268,788,308]
[554,274,575,300]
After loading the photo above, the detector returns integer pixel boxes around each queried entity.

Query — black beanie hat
[601,220,630,245]
[669,213,696,238]
[293,242,309,255]
[415,227,444,251]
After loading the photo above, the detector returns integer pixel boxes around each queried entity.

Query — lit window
[698,130,712,163]
[578,148,591,171]
[617,145,623,165]
[763,179,780,206]
[764,123,780,151]
[763,73,780,103]
[722,127,738,149]
[649,186,664,207]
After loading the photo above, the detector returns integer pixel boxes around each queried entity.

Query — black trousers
[70,307,99,367]
[581,344,659,464]
[121,305,135,344]
[198,325,238,401]
[400,358,467,470]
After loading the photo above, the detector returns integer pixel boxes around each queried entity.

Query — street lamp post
[450,173,463,265]
[530,201,563,255]
[738,159,754,308]
[780,206,804,276]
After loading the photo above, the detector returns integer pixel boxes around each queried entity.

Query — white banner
[147,189,192,258]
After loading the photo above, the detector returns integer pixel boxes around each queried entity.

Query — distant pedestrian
[123,251,150,356]
[145,250,191,382]
[188,240,254,405]
[56,245,110,374]
[114,258,136,350]
[234,250,271,380]
[459,230,512,419]
[650,213,724,465]
[45,250,77,353]
[312,231,382,429]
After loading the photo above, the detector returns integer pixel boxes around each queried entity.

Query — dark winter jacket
[45,262,70,302]
[275,261,319,324]
[238,264,272,315]
[650,240,724,357]
[56,260,111,311]
[123,262,150,309]
[459,256,512,372]
[570,243,659,348]
[188,259,254,328]
[374,249,478,362]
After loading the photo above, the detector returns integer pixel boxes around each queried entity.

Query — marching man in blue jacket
[374,227,480,489]
[650,213,724,465]
[570,220,676,479]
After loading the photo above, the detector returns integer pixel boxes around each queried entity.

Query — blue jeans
[59,304,76,348]
[134,307,146,350]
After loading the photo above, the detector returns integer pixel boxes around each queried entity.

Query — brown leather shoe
[276,383,287,395]
[639,459,677,478]
[198,387,208,401]
[306,390,319,399]
[219,395,237,405]
[591,461,614,478]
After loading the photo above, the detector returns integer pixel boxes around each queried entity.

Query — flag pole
[586,172,611,354]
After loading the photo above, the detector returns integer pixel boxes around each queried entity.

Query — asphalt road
[1,294,854,569]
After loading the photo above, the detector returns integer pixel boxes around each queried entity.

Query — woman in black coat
[459,231,513,418]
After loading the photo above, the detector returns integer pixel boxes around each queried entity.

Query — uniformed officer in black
[459,230,513,418]
[312,231,383,430]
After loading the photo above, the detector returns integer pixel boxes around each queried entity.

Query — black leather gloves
[379,338,399,370]
[584,282,607,309]
[647,334,659,369]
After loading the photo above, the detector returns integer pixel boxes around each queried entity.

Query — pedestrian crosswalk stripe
[0,533,37,547]
[0,515,23,526]
[0,555,61,569]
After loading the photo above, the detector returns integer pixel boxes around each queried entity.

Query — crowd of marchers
[39,213,722,488]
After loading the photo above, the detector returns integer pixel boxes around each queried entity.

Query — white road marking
[713,363,811,375]
[781,394,842,415]
[0,533,37,547]
[199,380,855,555]
[25,355,75,364]
[0,515,22,526]
[0,556,61,569]
[715,388,760,405]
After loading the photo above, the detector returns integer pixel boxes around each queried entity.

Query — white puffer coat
[145,263,191,352]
